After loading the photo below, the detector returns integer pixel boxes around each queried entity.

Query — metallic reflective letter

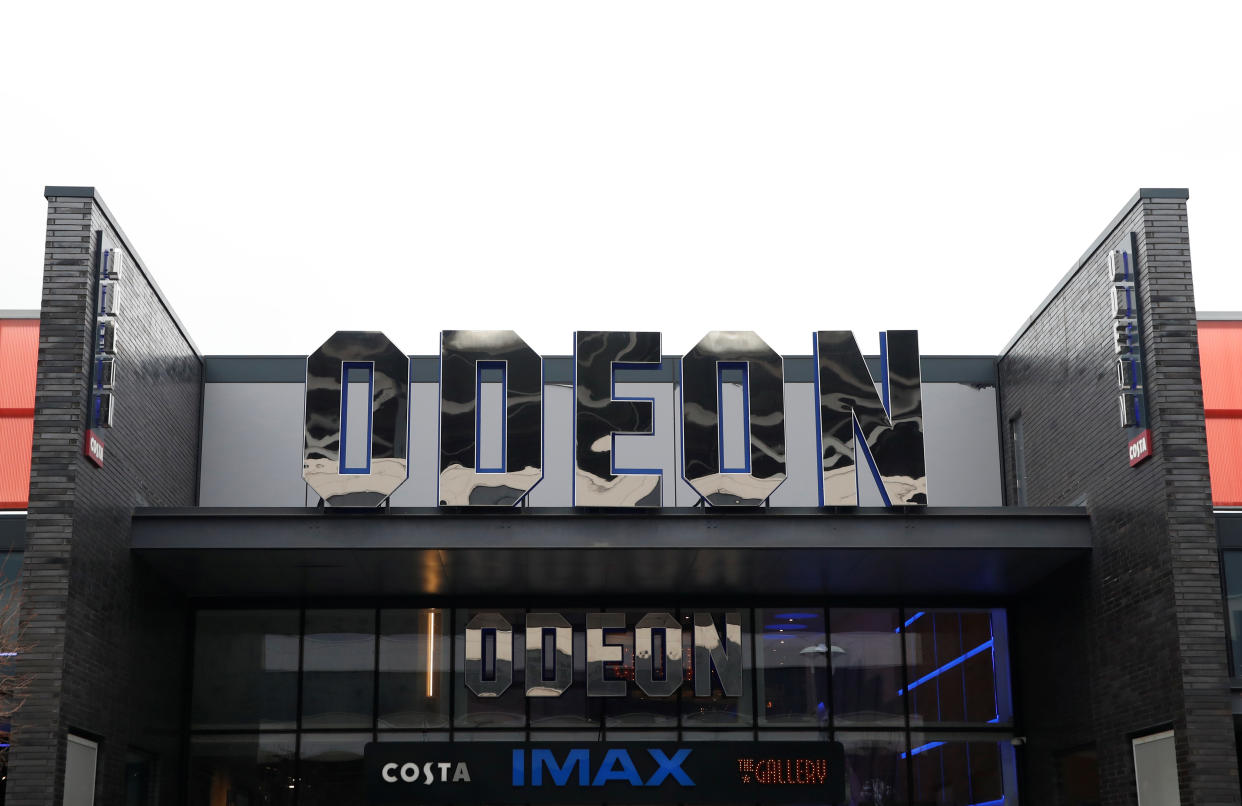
[464,613,513,697]
[680,331,787,506]
[574,331,663,507]
[303,331,409,507]
[439,330,543,506]
[815,331,926,506]
[693,612,742,697]
[634,612,682,697]
[525,613,573,697]
[587,612,627,697]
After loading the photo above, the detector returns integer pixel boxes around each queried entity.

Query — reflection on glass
[835,731,906,806]
[191,610,299,730]
[680,610,752,726]
[302,610,376,729]
[757,608,828,726]
[904,609,1007,726]
[379,609,449,729]
[831,609,904,726]
[530,611,601,727]
[605,608,677,727]
[187,734,296,806]
[297,733,369,806]
[907,734,1014,806]
[1223,552,1242,675]
[455,609,526,727]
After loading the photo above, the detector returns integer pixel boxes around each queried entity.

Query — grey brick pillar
[1000,189,1238,804]
[8,188,202,805]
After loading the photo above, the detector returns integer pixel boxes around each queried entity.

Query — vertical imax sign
[302,330,927,508]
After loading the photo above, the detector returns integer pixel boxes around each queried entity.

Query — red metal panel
[0,319,38,508]
[1199,321,1242,413]
[1198,321,1242,506]
[1205,417,1242,506]
[0,416,33,509]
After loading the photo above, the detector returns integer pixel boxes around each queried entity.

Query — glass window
[302,609,376,729]
[831,609,904,727]
[378,608,450,729]
[907,733,1018,806]
[187,734,296,806]
[191,610,299,730]
[455,609,527,728]
[904,609,1011,727]
[297,733,369,806]
[681,608,753,726]
[1223,551,1242,676]
[757,607,827,727]
[836,731,906,806]
[529,610,602,727]
[604,608,678,728]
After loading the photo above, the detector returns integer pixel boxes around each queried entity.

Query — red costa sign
[1128,429,1152,467]
[84,430,105,467]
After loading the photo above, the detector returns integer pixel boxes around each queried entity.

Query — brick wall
[8,189,202,805]
[999,190,1237,804]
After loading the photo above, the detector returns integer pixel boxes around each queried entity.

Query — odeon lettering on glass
[302,329,927,508]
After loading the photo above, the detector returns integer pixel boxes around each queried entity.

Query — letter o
[401,762,420,783]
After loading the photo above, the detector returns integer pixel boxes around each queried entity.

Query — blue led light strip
[895,611,925,633]
[899,740,945,759]
[899,638,994,695]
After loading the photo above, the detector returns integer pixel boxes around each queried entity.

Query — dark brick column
[1000,189,1238,804]
[8,188,202,805]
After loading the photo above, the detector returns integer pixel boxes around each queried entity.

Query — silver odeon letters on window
[302,329,927,508]
[463,611,744,699]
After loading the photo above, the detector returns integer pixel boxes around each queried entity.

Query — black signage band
[365,741,846,805]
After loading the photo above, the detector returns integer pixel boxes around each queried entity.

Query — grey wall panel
[671,387,701,506]
[767,383,819,507]
[387,382,439,507]
[200,383,307,506]
[923,383,1003,506]
[199,379,1003,507]
[527,383,572,507]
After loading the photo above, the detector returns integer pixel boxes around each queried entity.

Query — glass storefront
[188,605,1017,806]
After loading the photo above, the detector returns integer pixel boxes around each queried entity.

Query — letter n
[814,330,926,506]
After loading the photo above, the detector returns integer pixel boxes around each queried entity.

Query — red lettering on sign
[738,758,827,785]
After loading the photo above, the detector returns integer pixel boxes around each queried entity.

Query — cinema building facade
[2,186,1235,805]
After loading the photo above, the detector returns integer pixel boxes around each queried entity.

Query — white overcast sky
[1,1,1239,358]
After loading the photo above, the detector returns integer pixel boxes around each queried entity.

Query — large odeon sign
[302,329,927,508]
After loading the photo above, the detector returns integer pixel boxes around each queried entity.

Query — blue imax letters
[515,747,695,787]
